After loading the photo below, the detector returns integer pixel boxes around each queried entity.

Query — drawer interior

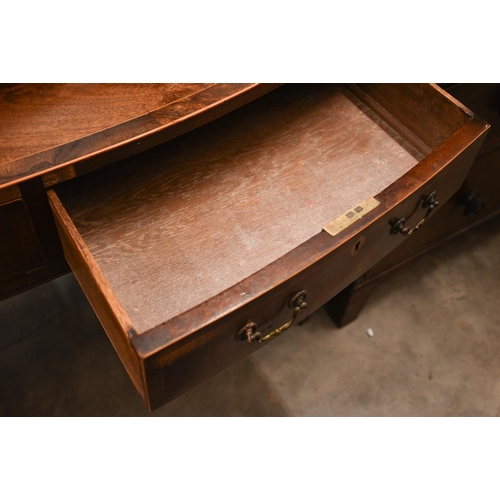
[50,84,451,335]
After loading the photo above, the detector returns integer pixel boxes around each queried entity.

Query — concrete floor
[1,215,500,416]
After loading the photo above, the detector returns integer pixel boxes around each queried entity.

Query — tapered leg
[325,278,382,327]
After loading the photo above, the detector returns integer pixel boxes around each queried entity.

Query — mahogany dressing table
[0,84,489,409]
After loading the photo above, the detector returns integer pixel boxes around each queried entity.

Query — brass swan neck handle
[238,290,307,343]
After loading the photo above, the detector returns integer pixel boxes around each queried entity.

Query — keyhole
[351,236,366,256]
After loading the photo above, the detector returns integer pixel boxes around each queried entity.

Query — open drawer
[47,84,488,410]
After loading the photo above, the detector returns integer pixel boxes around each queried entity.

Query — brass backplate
[323,197,380,237]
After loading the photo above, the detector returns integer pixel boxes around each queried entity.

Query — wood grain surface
[0,83,279,188]
[1,84,208,164]
[350,84,470,151]
[54,84,421,334]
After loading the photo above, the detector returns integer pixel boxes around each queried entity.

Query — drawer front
[0,199,44,282]
[360,147,500,284]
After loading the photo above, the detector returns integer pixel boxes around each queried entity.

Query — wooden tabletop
[0,83,280,189]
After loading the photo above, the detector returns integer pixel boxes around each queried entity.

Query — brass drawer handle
[390,191,439,236]
[238,290,307,343]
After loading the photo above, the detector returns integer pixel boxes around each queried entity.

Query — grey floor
[1,215,500,417]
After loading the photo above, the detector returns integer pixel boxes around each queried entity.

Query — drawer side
[47,189,146,398]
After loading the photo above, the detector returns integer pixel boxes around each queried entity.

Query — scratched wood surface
[54,84,422,334]
[0,83,277,188]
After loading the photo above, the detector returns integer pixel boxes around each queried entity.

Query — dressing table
[0,83,489,409]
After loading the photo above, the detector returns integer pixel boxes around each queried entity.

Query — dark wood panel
[0,177,70,299]
[0,199,44,282]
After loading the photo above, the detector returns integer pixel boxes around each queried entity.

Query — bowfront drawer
[47,84,488,409]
